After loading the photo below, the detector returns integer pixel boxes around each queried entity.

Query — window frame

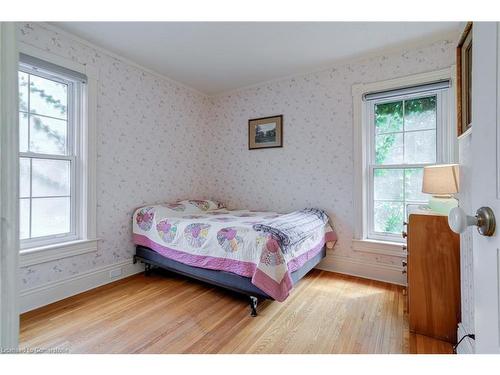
[352,68,457,254]
[18,64,81,249]
[366,89,449,243]
[18,43,99,266]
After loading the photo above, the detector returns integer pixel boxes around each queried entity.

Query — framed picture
[457,22,472,136]
[248,115,283,150]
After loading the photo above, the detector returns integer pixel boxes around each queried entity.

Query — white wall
[206,37,458,268]
[19,22,458,295]
[18,23,211,290]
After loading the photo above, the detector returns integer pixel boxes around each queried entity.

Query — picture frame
[248,115,283,150]
[457,22,473,136]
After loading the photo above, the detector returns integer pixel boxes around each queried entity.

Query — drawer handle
[402,231,407,238]
[402,269,407,274]
[402,260,407,267]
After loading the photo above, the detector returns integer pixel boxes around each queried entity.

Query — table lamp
[422,164,460,214]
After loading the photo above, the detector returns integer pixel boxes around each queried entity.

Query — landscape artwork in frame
[248,115,283,150]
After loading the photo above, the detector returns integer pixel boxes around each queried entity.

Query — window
[16,45,97,265]
[18,54,86,249]
[365,82,450,242]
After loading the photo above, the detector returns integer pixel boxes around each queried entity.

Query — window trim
[18,43,99,264]
[352,67,457,254]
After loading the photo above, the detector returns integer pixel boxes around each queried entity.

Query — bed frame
[133,245,326,316]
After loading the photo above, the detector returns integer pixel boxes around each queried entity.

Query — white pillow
[177,199,225,212]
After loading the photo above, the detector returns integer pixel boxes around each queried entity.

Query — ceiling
[53,22,460,95]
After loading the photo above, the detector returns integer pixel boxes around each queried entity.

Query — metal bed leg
[144,263,152,276]
[249,296,258,317]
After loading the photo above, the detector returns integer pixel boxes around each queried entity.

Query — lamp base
[428,196,458,215]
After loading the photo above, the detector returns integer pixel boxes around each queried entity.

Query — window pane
[20,158,30,198]
[405,168,429,202]
[19,112,29,153]
[29,75,67,120]
[32,158,70,197]
[31,197,70,237]
[374,168,403,200]
[18,71,29,112]
[29,115,67,155]
[404,129,436,164]
[404,96,436,131]
[375,133,403,164]
[20,198,30,240]
[374,201,404,234]
[375,101,403,134]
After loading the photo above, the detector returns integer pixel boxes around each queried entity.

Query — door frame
[0,22,20,351]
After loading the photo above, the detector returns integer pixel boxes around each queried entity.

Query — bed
[132,200,337,316]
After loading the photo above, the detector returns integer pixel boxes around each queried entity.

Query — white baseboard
[456,323,475,354]
[317,254,407,286]
[20,259,144,313]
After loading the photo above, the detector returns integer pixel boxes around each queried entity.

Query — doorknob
[448,206,496,236]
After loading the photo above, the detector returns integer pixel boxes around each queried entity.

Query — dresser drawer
[407,213,460,343]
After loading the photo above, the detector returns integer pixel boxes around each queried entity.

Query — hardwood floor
[19,269,453,354]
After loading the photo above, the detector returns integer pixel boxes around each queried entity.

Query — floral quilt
[132,200,337,301]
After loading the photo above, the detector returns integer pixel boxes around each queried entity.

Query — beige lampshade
[422,164,460,195]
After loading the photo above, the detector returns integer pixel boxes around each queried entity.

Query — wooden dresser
[403,212,461,344]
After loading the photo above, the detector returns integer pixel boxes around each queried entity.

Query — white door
[471,22,500,353]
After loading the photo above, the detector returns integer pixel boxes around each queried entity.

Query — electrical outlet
[109,268,122,279]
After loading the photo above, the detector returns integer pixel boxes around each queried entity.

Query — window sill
[352,239,407,258]
[19,238,99,267]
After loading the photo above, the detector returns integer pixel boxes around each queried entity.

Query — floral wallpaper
[205,37,458,266]
[18,23,211,289]
[19,22,458,292]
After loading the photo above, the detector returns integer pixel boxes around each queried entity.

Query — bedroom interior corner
[15,21,460,351]
[2,11,499,362]
[17,22,459,299]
